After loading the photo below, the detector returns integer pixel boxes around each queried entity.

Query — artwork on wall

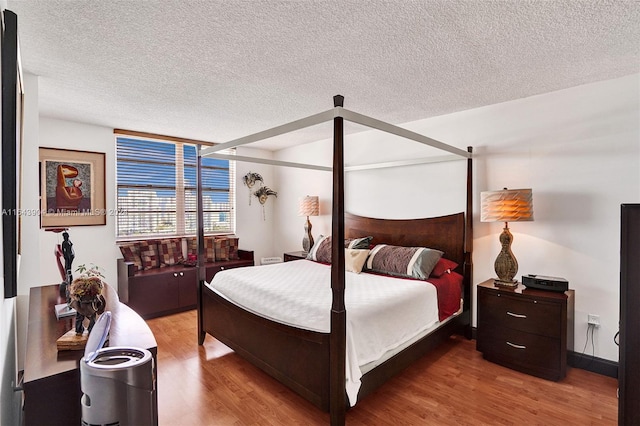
[242,171,263,205]
[39,147,106,227]
[254,186,277,220]
[242,170,277,220]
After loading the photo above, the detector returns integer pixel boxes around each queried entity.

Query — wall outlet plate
[587,314,600,328]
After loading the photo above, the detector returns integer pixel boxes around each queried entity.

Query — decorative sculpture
[51,229,75,297]
[253,186,278,220]
[242,171,264,205]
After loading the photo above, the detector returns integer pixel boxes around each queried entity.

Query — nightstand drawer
[479,290,562,337]
[480,326,562,375]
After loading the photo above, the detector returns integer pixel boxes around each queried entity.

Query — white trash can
[80,312,157,426]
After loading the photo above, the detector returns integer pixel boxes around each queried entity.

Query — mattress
[207,259,446,405]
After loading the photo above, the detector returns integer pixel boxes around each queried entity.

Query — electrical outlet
[587,314,600,328]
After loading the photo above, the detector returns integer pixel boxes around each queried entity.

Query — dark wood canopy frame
[196,96,473,425]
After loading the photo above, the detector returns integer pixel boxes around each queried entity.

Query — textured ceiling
[6,0,640,150]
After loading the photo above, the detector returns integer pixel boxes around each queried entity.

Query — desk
[23,283,157,426]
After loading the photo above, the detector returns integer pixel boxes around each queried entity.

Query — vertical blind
[116,136,235,239]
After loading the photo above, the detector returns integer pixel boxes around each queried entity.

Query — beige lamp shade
[298,196,319,217]
[481,188,534,223]
[480,188,533,287]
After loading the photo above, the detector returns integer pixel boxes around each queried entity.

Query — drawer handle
[220,266,225,270]
[179,272,184,277]
[507,311,527,319]
[173,273,178,277]
[506,341,526,350]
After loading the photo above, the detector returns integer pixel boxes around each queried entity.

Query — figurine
[60,231,75,297]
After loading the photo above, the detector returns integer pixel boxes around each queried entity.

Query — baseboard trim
[568,351,618,378]
[470,327,618,379]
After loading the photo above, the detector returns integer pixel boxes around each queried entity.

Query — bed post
[197,145,206,345]
[464,146,473,339]
[330,94,347,426]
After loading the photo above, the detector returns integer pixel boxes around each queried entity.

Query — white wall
[35,118,120,286]
[273,74,640,362]
[234,146,276,262]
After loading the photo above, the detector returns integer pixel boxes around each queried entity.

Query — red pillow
[430,258,459,278]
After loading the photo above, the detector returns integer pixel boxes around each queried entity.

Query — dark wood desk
[23,283,157,426]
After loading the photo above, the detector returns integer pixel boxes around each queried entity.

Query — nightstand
[284,251,307,262]
[476,279,574,381]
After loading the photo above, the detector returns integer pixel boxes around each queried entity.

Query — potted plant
[68,263,106,335]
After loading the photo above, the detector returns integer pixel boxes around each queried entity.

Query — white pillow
[345,249,370,274]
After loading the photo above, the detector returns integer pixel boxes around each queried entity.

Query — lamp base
[302,216,314,253]
[494,279,518,288]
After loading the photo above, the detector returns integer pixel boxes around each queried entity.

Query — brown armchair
[56,164,83,211]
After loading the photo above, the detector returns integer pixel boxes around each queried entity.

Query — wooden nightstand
[476,279,574,381]
[284,251,308,262]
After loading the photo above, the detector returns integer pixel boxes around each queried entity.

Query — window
[116,136,235,239]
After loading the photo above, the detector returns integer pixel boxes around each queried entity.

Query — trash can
[80,312,157,426]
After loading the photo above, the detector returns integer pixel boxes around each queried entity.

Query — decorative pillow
[158,238,184,266]
[345,249,370,274]
[203,237,216,262]
[366,244,443,279]
[119,242,143,271]
[345,236,373,249]
[307,235,331,263]
[227,236,240,260]
[138,241,161,270]
[214,237,230,261]
[307,235,373,264]
[430,258,459,278]
[187,237,197,257]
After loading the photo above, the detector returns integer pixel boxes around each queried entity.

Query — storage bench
[117,249,254,319]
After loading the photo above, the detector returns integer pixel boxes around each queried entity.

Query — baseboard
[470,327,618,379]
[568,351,618,378]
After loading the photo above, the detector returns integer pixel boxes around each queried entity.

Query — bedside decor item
[298,195,319,253]
[39,147,106,227]
[242,171,263,205]
[46,227,73,295]
[68,264,106,335]
[481,188,533,287]
[254,186,277,220]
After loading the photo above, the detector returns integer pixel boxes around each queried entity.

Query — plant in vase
[68,263,106,335]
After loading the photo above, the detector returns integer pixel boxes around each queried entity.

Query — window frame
[115,133,235,240]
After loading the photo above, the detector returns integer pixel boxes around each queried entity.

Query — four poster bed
[196,96,473,425]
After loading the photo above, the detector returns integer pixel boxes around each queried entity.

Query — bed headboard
[344,212,466,268]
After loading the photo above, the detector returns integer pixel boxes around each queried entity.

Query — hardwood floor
[147,310,618,425]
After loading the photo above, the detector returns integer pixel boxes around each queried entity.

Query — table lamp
[481,188,534,287]
[298,196,319,253]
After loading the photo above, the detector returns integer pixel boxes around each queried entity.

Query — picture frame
[39,147,106,227]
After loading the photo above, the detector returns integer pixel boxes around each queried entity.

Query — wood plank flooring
[148,310,618,425]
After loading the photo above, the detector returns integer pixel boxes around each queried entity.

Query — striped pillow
[307,235,373,264]
[366,244,443,279]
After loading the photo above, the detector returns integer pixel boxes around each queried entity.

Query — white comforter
[206,259,439,405]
